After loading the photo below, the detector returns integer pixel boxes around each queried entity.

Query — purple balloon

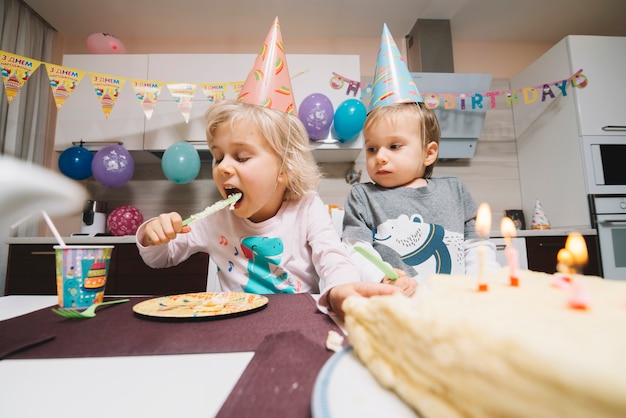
[91,145,134,188]
[298,93,334,141]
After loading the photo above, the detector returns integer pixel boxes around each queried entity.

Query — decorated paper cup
[54,245,114,309]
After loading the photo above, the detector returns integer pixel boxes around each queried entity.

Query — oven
[589,195,626,280]
[581,136,626,195]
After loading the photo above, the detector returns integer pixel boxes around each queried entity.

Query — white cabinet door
[492,237,528,271]
[143,54,253,151]
[54,55,149,151]
[569,36,626,136]
[143,54,363,161]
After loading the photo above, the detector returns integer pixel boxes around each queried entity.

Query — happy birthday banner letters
[1,50,587,121]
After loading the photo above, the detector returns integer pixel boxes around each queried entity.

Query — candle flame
[475,203,491,239]
[500,217,517,239]
[565,232,588,266]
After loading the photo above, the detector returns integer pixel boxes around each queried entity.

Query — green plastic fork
[51,299,130,319]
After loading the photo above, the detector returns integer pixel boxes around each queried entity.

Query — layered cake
[342,268,626,418]
[83,259,107,289]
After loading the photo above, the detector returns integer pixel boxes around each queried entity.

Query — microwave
[581,136,626,195]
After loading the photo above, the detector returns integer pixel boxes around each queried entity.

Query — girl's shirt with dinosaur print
[342,177,481,282]
[137,192,359,298]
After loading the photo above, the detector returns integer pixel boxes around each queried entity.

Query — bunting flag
[45,63,86,110]
[166,83,197,123]
[0,50,589,120]
[129,78,163,120]
[0,52,42,103]
[198,82,227,103]
[88,72,126,119]
[229,81,245,96]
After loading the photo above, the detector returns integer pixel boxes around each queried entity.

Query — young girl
[136,100,415,315]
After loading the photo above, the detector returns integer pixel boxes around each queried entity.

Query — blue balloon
[92,144,135,188]
[161,141,201,184]
[333,99,367,142]
[58,145,93,180]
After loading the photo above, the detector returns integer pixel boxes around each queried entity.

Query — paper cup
[54,245,114,309]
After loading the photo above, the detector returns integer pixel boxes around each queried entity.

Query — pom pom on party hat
[236,17,296,115]
[531,199,551,230]
[368,23,423,112]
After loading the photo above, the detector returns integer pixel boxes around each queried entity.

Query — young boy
[342,24,499,283]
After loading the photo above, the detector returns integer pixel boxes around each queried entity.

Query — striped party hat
[369,23,423,112]
[236,17,296,115]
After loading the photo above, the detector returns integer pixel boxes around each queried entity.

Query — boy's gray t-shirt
[342,177,478,278]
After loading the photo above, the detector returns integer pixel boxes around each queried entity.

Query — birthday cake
[342,268,626,418]
[83,260,107,289]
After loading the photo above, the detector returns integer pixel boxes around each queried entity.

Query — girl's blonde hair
[205,101,320,201]
[364,102,441,178]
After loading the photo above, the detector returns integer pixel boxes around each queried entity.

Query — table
[0,294,344,418]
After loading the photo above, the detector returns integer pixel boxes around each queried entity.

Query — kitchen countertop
[5,226,596,245]
[5,236,138,244]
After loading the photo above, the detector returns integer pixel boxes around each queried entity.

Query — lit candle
[565,232,588,274]
[500,217,520,286]
[475,203,491,292]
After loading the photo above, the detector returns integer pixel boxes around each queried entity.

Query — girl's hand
[381,269,417,297]
[141,212,191,246]
[328,282,400,319]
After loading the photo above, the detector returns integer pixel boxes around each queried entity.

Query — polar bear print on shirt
[374,214,463,275]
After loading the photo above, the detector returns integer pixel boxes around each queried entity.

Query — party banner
[88,72,126,119]
[166,83,197,123]
[0,52,42,104]
[45,63,86,110]
[0,50,589,117]
[129,78,163,120]
[198,82,227,103]
[336,69,588,110]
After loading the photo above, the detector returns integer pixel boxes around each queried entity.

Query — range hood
[406,19,492,159]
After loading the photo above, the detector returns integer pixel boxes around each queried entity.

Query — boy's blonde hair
[205,101,320,201]
[364,103,441,178]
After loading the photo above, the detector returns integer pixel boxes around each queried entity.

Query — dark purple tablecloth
[0,293,344,417]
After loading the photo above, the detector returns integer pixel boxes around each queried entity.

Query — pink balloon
[86,33,127,54]
[107,205,143,236]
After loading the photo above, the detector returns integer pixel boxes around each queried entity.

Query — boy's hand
[381,269,417,297]
[142,212,190,246]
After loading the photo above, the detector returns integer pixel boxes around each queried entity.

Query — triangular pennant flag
[45,63,86,110]
[198,82,227,103]
[129,78,163,120]
[230,81,245,96]
[0,51,42,104]
[88,72,126,120]
[236,17,296,115]
[369,23,422,112]
[166,83,197,123]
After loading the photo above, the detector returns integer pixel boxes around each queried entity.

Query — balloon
[86,33,127,54]
[298,93,334,141]
[58,144,93,180]
[333,98,367,142]
[92,145,134,188]
[107,205,143,236]
[161,141,201,184]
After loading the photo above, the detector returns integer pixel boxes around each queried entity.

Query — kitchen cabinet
[492,237,528,271]
[511,36,626,229]
[55,53,363,162]
[5,243,209,296]
[525,235,601,276]
[54,55,149,152]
